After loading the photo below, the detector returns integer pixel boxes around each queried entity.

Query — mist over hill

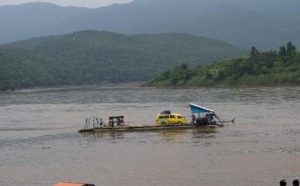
[1,0,299,49]
[0,3,89,43]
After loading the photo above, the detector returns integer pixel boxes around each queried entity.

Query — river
[0,85,299,186]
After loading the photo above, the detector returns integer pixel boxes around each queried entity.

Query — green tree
[279,45,287,57]
[250,46,259,57]
[286,41,296,56]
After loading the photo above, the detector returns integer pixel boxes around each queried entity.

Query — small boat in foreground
[54,182,95,186]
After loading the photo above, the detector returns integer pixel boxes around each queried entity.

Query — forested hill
[0,47,54,90]
[148,42,300,87]
[1,31,244,91]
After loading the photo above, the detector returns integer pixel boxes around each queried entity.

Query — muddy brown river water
[0,85,299,186]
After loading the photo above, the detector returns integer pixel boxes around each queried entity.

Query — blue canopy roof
[189,103,215,114]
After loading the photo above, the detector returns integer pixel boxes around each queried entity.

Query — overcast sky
[0,0,134,8]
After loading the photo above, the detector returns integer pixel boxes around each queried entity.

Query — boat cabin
[108,116,125,127]
[84,116,104,129]
[190,103,218,126]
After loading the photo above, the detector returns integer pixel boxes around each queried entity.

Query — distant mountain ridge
[1,0,300,49]
[0,3,89,43]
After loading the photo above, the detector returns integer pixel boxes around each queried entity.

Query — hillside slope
[1,31,244,90]
[0,47,54,90]
[148,42,300,87]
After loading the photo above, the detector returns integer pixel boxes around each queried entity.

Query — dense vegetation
[0,31,243,91]
[148,42,300,87]
[0,47,55,90]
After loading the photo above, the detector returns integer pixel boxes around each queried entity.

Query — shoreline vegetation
[147,42,300,87]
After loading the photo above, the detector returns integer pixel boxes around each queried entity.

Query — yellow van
[156,113,187,125]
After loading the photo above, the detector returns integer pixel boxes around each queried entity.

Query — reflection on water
[0,85,299,186]
[192,128,216,138]
[80,127,218,145]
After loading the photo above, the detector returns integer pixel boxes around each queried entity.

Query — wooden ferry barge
[78,123,218,133]
[78,103,234,133]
